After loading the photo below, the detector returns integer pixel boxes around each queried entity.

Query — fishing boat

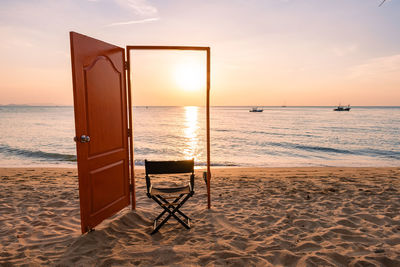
[249,107,263,112]
[334,104,351,111]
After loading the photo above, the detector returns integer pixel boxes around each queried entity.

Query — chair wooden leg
[150,194,192,235]
[155,209,167,221]
[158,195,190,220]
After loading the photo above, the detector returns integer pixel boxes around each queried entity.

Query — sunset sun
[174,62,205,92]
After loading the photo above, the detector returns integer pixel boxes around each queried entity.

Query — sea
[0,106,399,168]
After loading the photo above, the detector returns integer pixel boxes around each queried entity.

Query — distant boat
[249,107,263,112]
[334,104,351,111]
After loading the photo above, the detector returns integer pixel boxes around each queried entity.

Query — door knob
[80,135,91,143]
[74,135,90,143]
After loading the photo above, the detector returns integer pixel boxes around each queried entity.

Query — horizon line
[1,104,400,107]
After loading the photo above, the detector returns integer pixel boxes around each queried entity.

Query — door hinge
[129,184,133,192]
[124,61,128,70]
[127,128,132,137]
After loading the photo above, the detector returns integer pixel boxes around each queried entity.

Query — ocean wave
[356,148,400,159]
[133,159,238,167]
[262,141,351,154]
[293,144,352,154]
[214,129,232,133]
[0,144,76,162]
[268,142,400,159]
[242,129,316,138]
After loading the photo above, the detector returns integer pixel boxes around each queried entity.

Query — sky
[0,0,399,106]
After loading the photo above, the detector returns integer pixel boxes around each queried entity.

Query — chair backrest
[145,159,194,175]
[145,159,195,193]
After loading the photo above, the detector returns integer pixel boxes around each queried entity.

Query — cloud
[106,17,159,27]
[348,54,400,79]
[115,0,158,16]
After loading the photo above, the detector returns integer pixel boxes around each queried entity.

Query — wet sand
[1,167,400,266]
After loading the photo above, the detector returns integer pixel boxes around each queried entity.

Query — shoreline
[1,167,399,266]
[1,166,399,170]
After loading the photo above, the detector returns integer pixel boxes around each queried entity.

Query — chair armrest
[190,173,195,192]
[146,184,153,198]
[145,174,151,194]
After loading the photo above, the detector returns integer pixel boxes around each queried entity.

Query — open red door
[70,32,130,234]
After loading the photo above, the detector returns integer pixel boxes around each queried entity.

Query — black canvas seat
[145,159,195,235]
[150,186,190,195]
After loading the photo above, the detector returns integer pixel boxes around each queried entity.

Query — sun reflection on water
[183,106,199,160]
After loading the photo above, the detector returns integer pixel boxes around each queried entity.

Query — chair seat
[150,185,190,196]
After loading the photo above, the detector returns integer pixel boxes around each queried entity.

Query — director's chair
[145,159,195,235]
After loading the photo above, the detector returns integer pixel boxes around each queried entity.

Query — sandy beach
[1,167,400,266]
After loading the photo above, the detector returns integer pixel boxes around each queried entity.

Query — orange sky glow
[0,0,399,106]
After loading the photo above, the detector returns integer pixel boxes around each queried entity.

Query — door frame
[126,46,212,209]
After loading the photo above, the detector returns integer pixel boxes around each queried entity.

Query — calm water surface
[0,106,399,167]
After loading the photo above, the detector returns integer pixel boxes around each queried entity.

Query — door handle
[80,135,90,143]
[74,135,91,143]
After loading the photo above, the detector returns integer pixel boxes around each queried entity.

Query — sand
[1,167,400,266]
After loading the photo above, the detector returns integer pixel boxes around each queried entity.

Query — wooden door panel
[90,160,126,214]
[70,32,130,234]
[84,56,124,157]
